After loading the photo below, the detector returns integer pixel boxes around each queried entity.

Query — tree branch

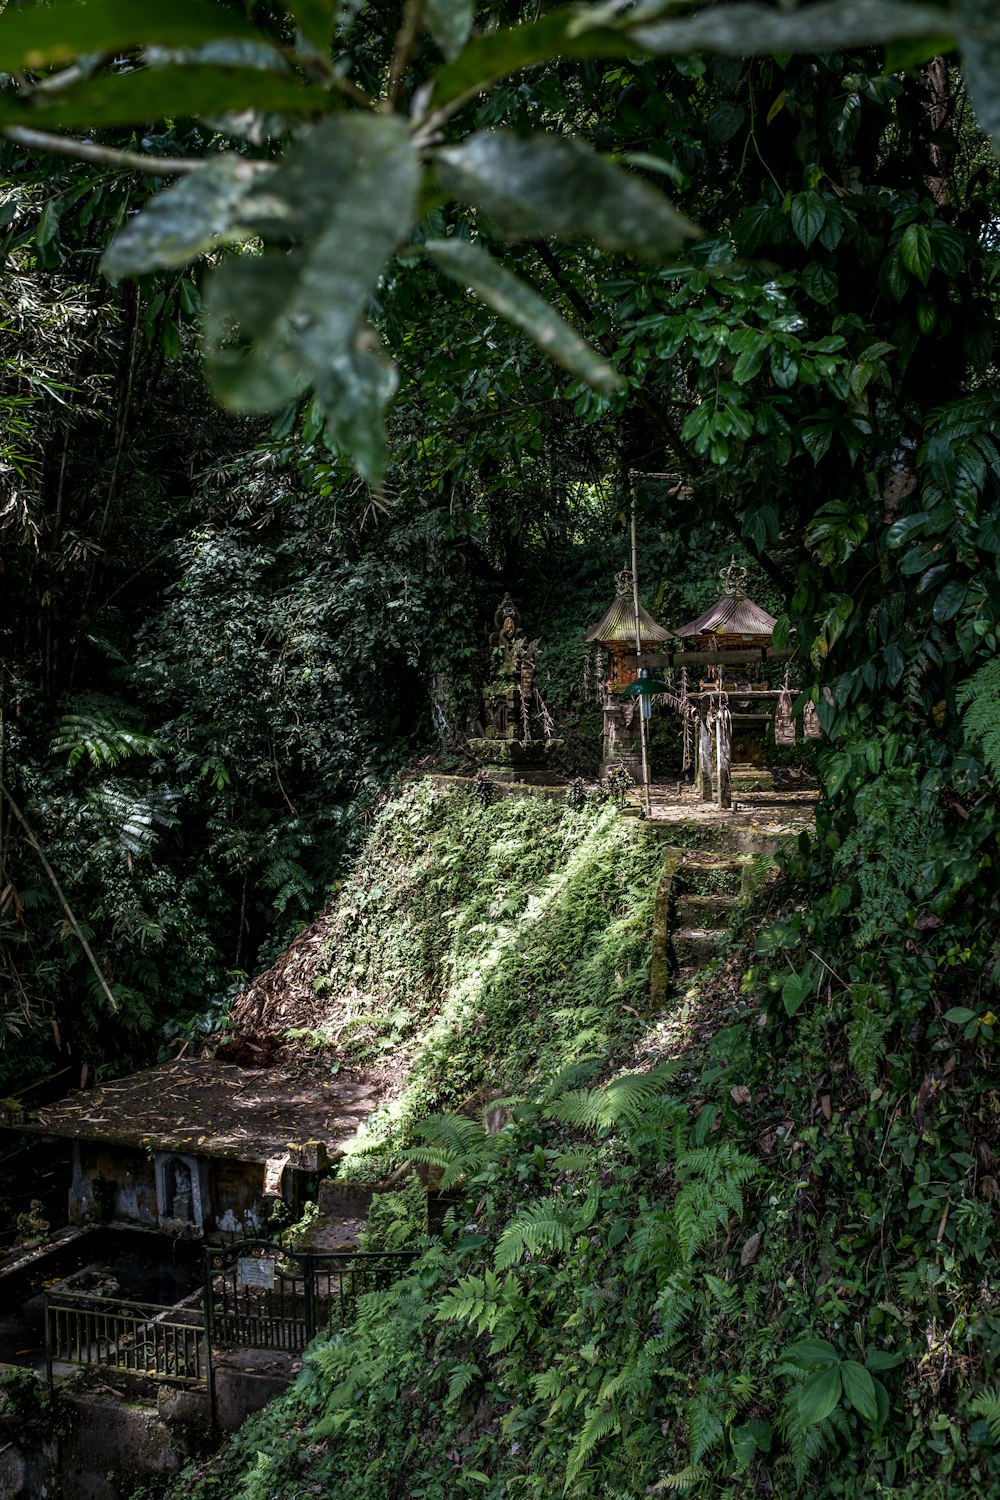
[2,125,200,175]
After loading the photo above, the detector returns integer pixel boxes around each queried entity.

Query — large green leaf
[102,155,264,280]
[204,115,419,483]
[425,237,621,396]
[313,332,399,490]
[17,65,327,130]
[932,578,968,623]
[0,0,258,72]
[623,0,954,56]
[423,0,474,61]
[430,12,633,108]
[798,1365,843,1427]
[436,130,697,257]
[790,191,826,249]
[900,223,932,286]
[840,1360,879,1423]
[784,1338,839,1371]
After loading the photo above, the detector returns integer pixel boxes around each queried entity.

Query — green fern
[406,1113,500,1188]
[434,1269,504,1336]
[650,1464,706,1492]
[623,1209,678,1280]
[532,1367,567,1403]
[540,1058,604,1100]
[546,1064,677,1130]
[652,1271,695,1346]
[564,1406,620,1489]
[971,1385,1000,1442]
[444,1361,480,1411]
[51,708,163,769]
[687,1373,725,1462]
[847,982,887,1089]
[672,1144,759,1260]
[494,1199,575,1270]
[958,657,1000,778]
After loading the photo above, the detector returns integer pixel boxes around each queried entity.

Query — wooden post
[680,666,691,776]
[698,701,713,802]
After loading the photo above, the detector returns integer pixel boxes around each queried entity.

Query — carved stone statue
[468,594,560,768]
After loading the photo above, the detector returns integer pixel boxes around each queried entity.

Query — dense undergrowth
[293,779,665,1160]
[163,775,1000,1500]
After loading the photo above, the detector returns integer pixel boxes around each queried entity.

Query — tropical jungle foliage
[4,0,1000,1491]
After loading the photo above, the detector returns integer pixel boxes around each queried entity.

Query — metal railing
[44,1240,420,1421]
[204,1242,420,1350]
[45,1291,206,1385]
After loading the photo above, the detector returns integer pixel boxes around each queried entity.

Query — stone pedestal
[600,701,642,778]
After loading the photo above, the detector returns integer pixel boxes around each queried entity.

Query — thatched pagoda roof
[584,574,671,648]
[675,592,776,639]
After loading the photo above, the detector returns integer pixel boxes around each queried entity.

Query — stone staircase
[670,849,757,967]
[642,793,817,1005]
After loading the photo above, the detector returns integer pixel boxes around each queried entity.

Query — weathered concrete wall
[71,1142,157,1227]
[0,1416,58,1500]
[212,1349,299,1431]
[59,1388,184,1500]
[210,1157,268,1225]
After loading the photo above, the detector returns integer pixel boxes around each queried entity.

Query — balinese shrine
[584,570,672,777]
[674,559,778,786]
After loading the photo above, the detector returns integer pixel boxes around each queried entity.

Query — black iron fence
[45,1292,206,1385]
[44,1238,419,1415]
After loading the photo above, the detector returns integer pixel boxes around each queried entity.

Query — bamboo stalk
[629,481,651,817]
[0,779,118,1012]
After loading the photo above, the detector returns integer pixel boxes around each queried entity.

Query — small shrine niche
[467,593,561,769]
[583,570,671,776]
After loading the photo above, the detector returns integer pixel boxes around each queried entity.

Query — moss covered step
[672,925,729,965]
[675,892,736,927]
[674,852,753,898]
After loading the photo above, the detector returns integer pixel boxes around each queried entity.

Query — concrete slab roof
[23,1060,375,1166]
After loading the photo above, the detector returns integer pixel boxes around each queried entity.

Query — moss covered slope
[307,779,666,1152]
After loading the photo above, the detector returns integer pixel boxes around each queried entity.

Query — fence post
[202,1244,218,1428]
[304,1252,315,1342]
[44,1295,53,1392]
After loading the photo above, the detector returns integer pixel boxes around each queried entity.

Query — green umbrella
[620,676,670,697]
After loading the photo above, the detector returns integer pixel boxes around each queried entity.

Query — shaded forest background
[1,0,999,1137]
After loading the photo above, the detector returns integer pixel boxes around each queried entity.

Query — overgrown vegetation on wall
[294,780,665,1160]
[161,777,1000,1500]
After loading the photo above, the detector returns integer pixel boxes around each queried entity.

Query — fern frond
[52,709,163,769]
[687,1374,725,1462]
[435,1269,503,1336]
[494,1200,574,1270]
[551,1148,598,1172]
[541,1058,603,1101]
[653,1271,695,1345]
[444,1361,480,1410]
[958,657,1000,778]
[532,1367,567,1403]
[971,1384,1000,1442]
[407,1113,499,1188]
[564,1406,620,1488]
[650,1464,706,1492]
[546,1064,678,1130]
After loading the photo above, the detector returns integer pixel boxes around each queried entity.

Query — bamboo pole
[0,779,118,1012]
[630,481,651,818]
